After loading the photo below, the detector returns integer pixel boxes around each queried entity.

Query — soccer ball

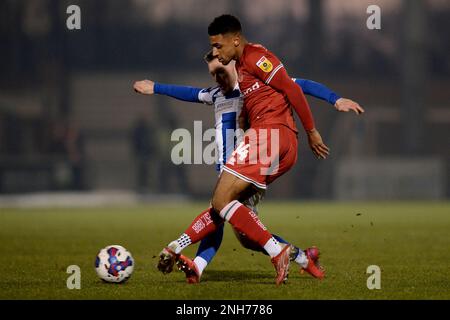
[95,245,134,283]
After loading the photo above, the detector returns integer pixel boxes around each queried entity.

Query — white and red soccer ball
[95,245,134,283]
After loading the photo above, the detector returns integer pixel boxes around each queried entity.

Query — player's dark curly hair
[208,14,242,36]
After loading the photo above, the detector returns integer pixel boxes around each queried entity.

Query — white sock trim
[263,237,281,258]
[219,200,241,221]
[193,256,208,276]
[295,251,308,268]
[170,233,192,254]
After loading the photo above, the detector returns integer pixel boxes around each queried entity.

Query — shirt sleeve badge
[256,56,273,73]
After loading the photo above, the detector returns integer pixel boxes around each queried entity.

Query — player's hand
[334,98,364,114]
[133,80,155,95]
[307,128,330,159]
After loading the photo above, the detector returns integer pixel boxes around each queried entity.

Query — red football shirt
[236,43,315,133]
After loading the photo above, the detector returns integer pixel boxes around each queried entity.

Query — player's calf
[159,207,223,260]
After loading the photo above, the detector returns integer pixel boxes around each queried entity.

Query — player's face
[208,58,236,93]
[209,33,238,65]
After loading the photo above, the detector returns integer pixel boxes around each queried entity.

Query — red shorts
[223,125,298,189]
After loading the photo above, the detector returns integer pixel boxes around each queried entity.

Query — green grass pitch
[0,201,449,299]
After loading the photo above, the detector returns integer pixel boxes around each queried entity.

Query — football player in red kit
[157,14,328,285]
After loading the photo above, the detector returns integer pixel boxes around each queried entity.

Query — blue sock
[272,234,289,245]
[195,223,224,264]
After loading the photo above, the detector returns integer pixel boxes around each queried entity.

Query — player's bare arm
[268,69,330,159]
[306,128,330,160]
[133,80,155,95]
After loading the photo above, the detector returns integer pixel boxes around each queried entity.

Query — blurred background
[0,0,449,205]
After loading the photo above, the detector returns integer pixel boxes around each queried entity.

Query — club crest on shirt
[256,56,273,73]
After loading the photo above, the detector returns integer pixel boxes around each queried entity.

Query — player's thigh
[211,170,253,212]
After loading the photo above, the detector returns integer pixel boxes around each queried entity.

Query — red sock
[184,207,224,244]
[221,200,272,247]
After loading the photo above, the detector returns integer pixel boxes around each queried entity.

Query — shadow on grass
[150,270,275,285]
[151,268,323,286]
[205,269,322,283]
[198,269,280,285]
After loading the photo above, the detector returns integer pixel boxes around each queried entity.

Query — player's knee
[211,195,227,213]
[212,190,237,213]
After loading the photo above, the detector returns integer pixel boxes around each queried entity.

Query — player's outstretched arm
[334,97,365,114]
[134,80,155,95]
[294,79,364,114]
[133,80,206,104]
[294,78,340,105]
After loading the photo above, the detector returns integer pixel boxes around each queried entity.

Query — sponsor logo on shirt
[256,56,273,73]
[215,100,235,112]
[242,81,261,96]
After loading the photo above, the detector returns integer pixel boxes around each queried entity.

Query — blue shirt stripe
[221,112,237,170]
